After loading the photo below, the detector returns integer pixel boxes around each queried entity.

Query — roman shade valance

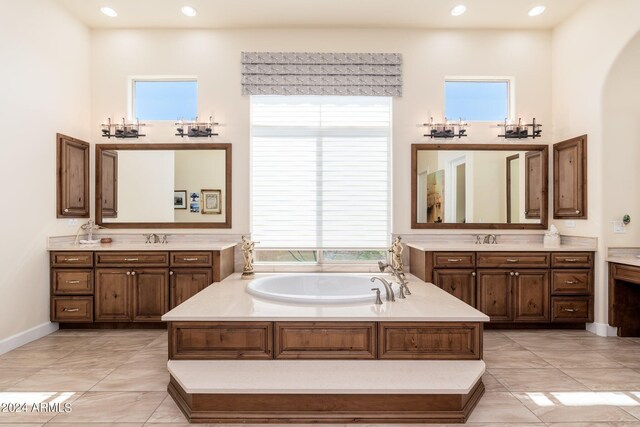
[241,52,402,96]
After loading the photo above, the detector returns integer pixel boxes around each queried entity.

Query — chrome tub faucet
[371,276,395,302]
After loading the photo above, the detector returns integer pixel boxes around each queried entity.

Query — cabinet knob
[471,272,476,277]
[169,271,174,276]
[131,271,136,276]
[576,210,580,214]
[64,208,69,213]
[126,271,131,276]
[515,272,520,276]
[510,272,515,276]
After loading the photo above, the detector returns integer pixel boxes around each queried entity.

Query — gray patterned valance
[241,52,402,96]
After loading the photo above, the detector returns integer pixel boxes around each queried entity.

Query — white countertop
[607,256,640,268]
[47,241,237,251]
[168,359,485,394]
[407,242,597,252]
[162,273,489,322]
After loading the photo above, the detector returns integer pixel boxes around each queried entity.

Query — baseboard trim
[586,322,618,337]
[0,322,58,355]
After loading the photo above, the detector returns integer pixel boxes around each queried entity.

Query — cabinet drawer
[51,252,93,267]
[52,269,94,295]
[552,270,592,295]
[274,322,376,360]
[95,252,169,267]
[51,297,93,322]
[477,252,550,268]
[551,297,593,323]
[610,263,640,285]
[170,251,213,267]
[433,252,475,268]
[552,252,593,268]
[169,322,273,360]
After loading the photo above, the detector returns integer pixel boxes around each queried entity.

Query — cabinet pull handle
[66,280,81,284]
[447,258,462,262]
[564,258,579,262]
[506,259,519,263]
[124,258,139,261]
[65,258,80,261]
[183,258,199,261]
[62,308,79,312]
[562,308,576,312]
[565,280,578,284]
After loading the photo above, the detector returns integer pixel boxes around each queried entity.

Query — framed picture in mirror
[174,190,187,209]
[201,189,222,215]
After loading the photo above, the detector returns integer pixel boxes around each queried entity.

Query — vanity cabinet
[410,247,594,326]
[554,135,587,219]
[50,247,235,326]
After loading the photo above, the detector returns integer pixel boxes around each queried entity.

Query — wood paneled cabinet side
[554,135,587,219]
[57,133,90,218]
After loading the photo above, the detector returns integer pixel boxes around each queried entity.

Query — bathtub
[246,274,400,304]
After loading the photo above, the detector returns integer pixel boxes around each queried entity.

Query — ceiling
[55,0,591,30]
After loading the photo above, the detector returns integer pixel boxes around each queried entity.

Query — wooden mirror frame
[411,143,548,230]
[95,143,232,229]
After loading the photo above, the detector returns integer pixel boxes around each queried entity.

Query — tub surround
[163,273,487,423]
[162,273,488,322]
[607,247,640,336]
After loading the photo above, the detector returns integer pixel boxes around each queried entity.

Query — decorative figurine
[389,236,405,272]
[74,219,106,245]
[543,224,561,248]
[241,235,257,280]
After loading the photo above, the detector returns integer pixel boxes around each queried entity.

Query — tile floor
[1,329,640,426]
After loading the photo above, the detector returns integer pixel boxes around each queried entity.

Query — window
[445,80,510,122]
[251,96,391,263]
[132,80,197,121]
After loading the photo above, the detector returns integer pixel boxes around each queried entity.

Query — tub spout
[370,276,395,302]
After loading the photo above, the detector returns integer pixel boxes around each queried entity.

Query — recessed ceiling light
[181,6,197,17]
[528,5,546,16]
[100,6,118,17]
[451,5,467,16]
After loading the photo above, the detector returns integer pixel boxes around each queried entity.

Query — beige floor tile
[482,373,508,392]
[513,391,639,423]
[15,337,85,353]
[46,423,143,426]
[124,350,167,367]
[0,391,83,423]
[52,350,137,370]
[572,338,640,352]
[49,391,165,423]
[0,369,38,391]
[507,336,592,352]
[483,335,527,351]
[7,369,114,392]
[91,363,169,392]
[599,351,640,368]
[0,350,75,369]
[534,351,624,369]
[546,423,640,427]
[484,350,551,369]
[490,368,589,392]
[563,368,640,391]
[466,391,541,423]
[0,423,43,426]
[145,395,187,423]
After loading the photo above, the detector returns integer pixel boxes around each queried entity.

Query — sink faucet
[371,276,395,302]
[378,261,411,296]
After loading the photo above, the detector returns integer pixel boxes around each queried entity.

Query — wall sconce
[497,117,542,139]
[175,116,219,138]
[423,117,467,139]
[101,118,147,139]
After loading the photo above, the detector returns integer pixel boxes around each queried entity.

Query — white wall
[551,0,640,331]
[0,0,90,342]
[90,28,552,236]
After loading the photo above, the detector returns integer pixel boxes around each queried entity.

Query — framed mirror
[411,144,548,229]
[96,143,232,228]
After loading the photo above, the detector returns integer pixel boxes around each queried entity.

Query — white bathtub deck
[161,273,489,322]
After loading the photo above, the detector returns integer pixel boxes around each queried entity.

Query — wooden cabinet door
[95,269,131,321]
[57,133,89,218]
[554,135,587,219]
[132,269,168,321]
[433,269,476,307]
[525,151,542,219]
[513,270,550,322]
[100,150,118,218]
[170,268,213,309]
[477,270,512,321]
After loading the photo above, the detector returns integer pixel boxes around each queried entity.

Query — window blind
[251,96,391,249]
